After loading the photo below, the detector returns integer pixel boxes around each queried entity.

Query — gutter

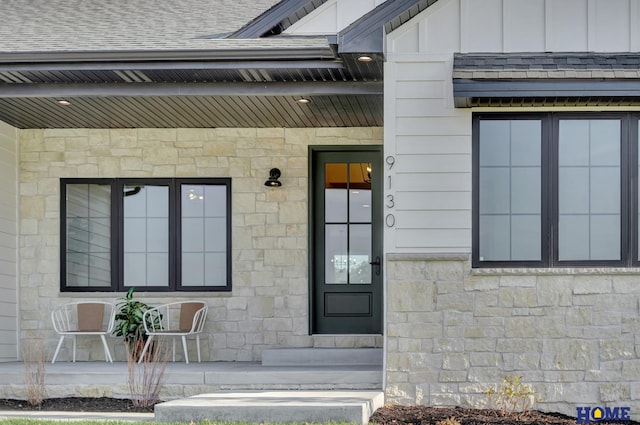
[0,47,338,65]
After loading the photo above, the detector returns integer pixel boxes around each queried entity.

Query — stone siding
[19,127,383,362]
[385,254,640,417]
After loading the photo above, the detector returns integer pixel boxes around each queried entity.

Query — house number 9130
[385,155,395,228]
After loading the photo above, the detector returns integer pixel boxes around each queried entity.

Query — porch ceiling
[0,51,383,129]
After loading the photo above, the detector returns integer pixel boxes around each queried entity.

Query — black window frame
[473,112,639,268]
[60,177,232,292]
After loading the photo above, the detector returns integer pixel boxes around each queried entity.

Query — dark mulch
[0,397,155,413]
[369,405,639,425]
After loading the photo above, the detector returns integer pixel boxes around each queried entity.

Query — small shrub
[436,417,461,425]
[484,374,535,417]
[21,337,47,406]
[126,331,169,408]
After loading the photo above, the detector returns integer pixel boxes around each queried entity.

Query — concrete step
[261,348,383,366]
[154,390,385,425]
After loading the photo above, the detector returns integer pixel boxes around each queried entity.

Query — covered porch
[0,348,383,401]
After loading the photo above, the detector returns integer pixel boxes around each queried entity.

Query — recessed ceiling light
[57,100,71,106]
[297,98,311,104]
[357,55,373,62]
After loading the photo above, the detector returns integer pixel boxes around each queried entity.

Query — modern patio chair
[51,301,116,364]
[138,301,208,364]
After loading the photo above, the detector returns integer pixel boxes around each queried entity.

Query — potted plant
[112,288,158,361]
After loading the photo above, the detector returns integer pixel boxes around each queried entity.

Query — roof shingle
[0,0,290,53]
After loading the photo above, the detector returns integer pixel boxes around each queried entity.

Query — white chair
[51,301,116,363]
[138,301,208,364]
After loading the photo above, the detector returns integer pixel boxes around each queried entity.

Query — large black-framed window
[473,113,639,268]
[61,177,232,292]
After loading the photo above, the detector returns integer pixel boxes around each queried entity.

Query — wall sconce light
[264,168,282,187]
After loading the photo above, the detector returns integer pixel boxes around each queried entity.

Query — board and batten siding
[284,0,386,35]
[0,121,17,362]
[384,0,640,254]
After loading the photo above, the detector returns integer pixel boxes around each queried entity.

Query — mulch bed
[0,397,154,413]
[369,405,640,425]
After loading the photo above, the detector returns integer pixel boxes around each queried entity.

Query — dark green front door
[310,147,382,334]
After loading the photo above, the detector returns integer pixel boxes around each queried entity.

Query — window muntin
[123,184,170,287]
[473,113,632,268]
[557,119,621,261]
[61,178,231,292]
[64,183,112,287]
[180,184,228,287]
[478,119,542,262]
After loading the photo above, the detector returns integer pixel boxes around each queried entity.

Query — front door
[310,147,382,334]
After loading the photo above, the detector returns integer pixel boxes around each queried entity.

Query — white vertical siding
[385,0,640,253]
[460,0,503,52]
[545,0,589,51]
[284,0,385,35]
[503,0,545,52]
[588,0,631,51]
[0,121,17,362]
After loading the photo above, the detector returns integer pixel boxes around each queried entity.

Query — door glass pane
[65,183,111,287]
[478,120,541,261]
[325,163,347,222]
[181,184,227,287]
[123,184,169,286]
[558,119,620,261]
[325,224,348,284]
[349,163,372,222]
[349,224,371,284]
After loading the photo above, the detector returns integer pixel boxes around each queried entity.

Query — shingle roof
[0,0,314,53]
[453,53,640,79]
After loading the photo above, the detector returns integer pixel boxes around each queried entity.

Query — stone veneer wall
[385,254,640,417]
[19,127,382,362]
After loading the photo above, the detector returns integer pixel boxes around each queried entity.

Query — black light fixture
[264,168,282,187]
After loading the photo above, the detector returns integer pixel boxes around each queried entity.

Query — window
[61,178,232,291]
[473,113,638,268]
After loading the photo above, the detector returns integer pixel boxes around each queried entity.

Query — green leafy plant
[484,374,535,417]
[113,288,158,359]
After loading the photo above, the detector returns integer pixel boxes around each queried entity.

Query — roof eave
[453,78,640,107]
[338,0,438,54]
[0,46,337,65]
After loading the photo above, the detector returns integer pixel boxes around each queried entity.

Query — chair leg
[137,336,153,364]
[181,335,189,364]
[51,335,65,364]
[172,337,176,362]
[100,335,113,363]
[196,335,201,363]
[72,335,77,362]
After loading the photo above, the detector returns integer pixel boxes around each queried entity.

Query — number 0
[386,214,396,227]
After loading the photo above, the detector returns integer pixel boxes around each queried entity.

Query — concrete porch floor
[0,360,383,400]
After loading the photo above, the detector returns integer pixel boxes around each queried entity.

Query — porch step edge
[261,348,383,366]
[154,390,385,425]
